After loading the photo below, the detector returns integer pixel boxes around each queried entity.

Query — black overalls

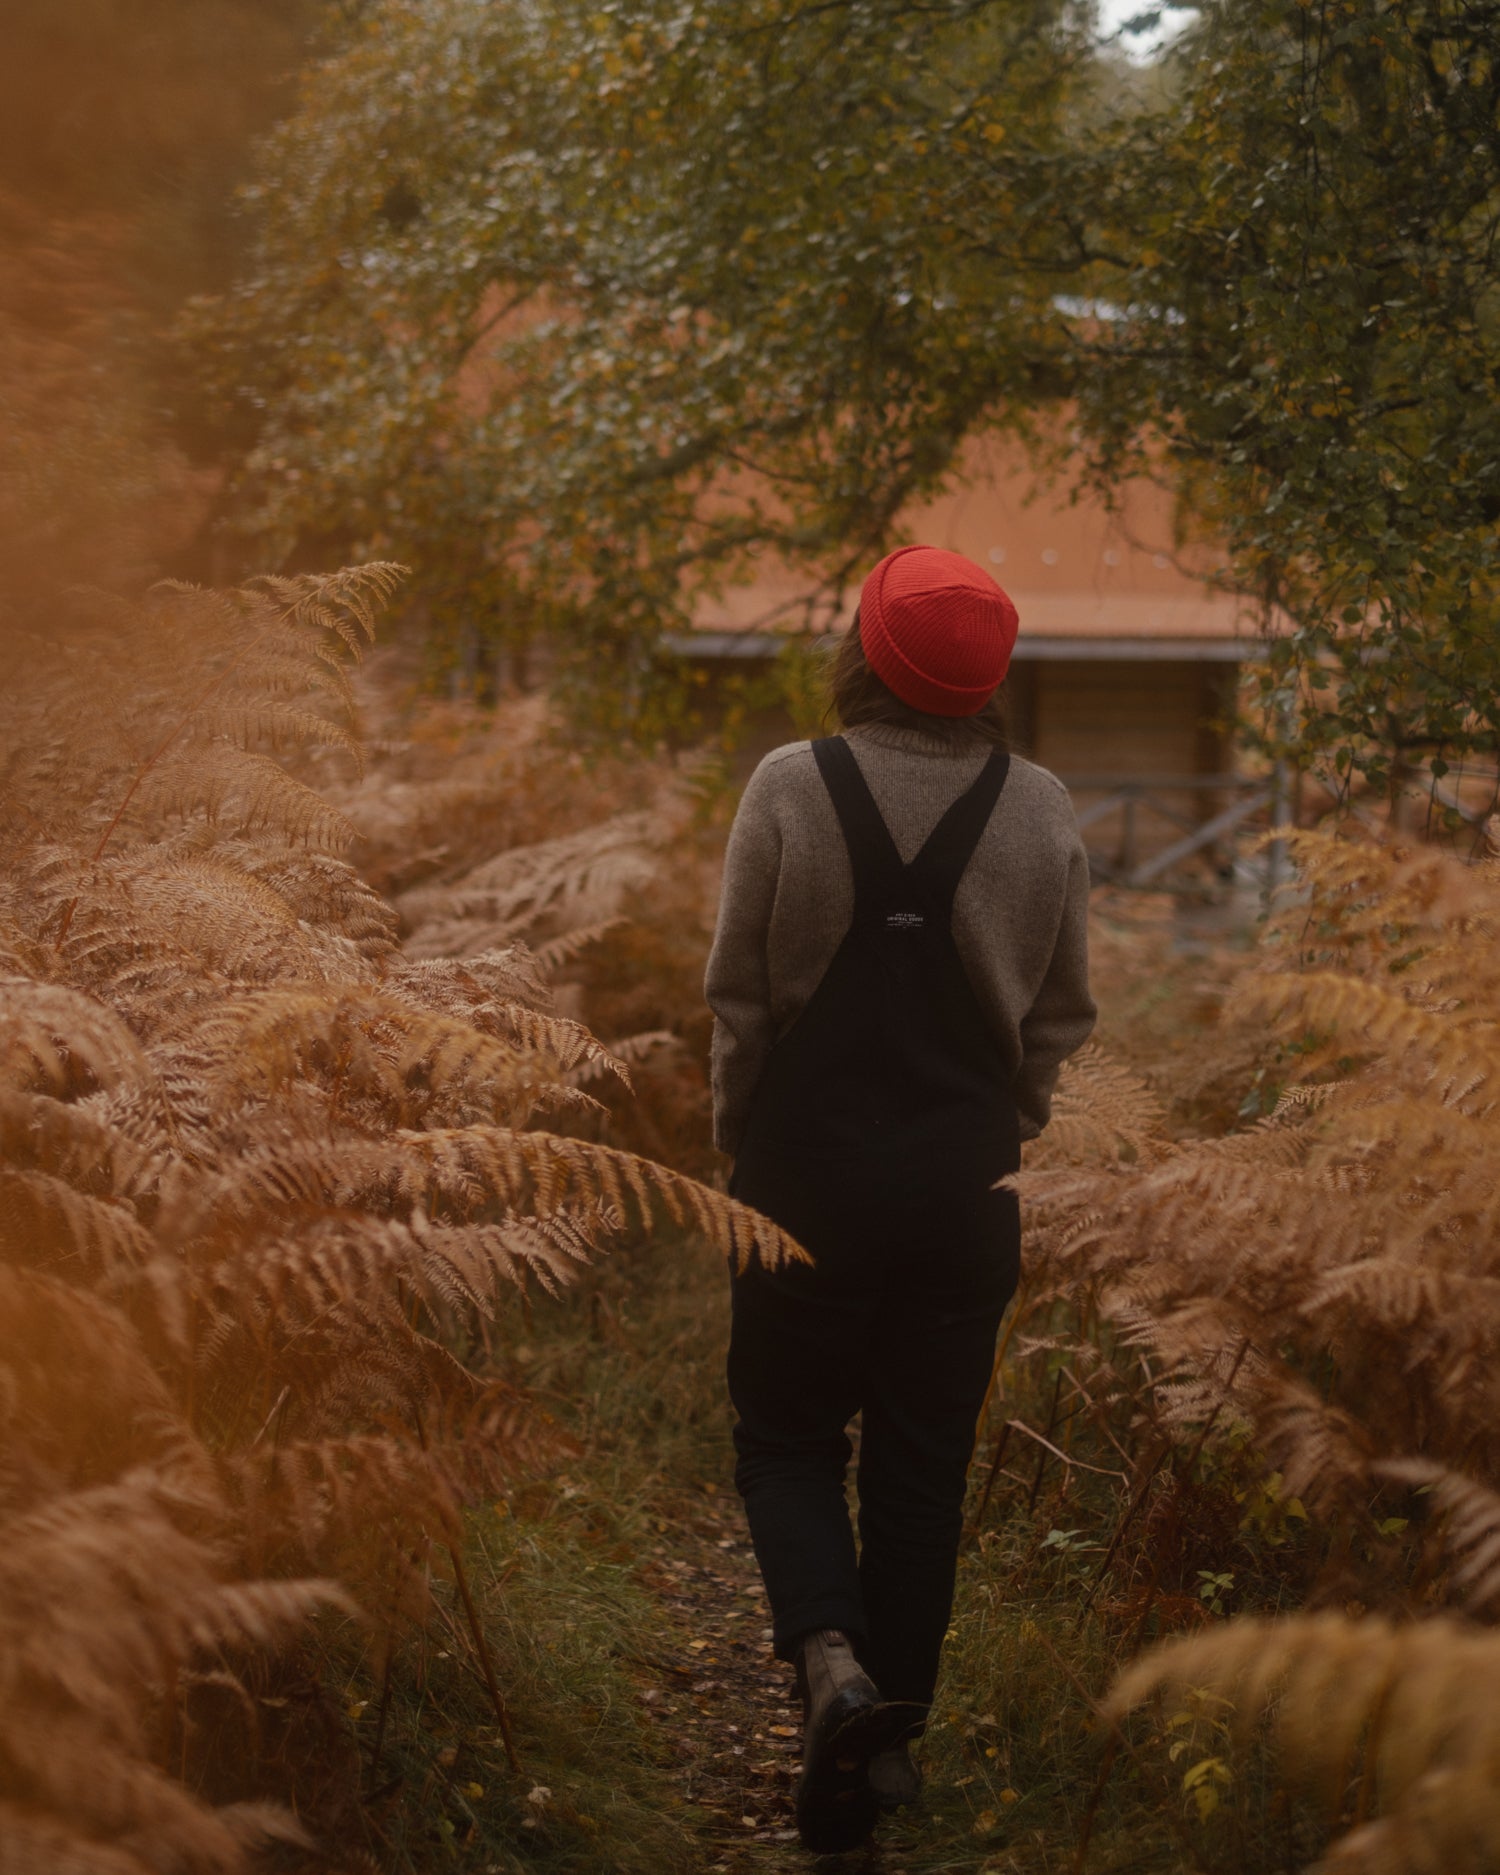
[727,736,1022,1719]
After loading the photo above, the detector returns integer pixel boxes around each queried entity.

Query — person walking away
[705,545,1095,1852]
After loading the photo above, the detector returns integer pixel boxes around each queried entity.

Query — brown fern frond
[1023,1043,1170,1171]
[146,1122,785,1274]
[418,1205,619,1301]
[570,1027,678,1087]
[1233,969,1494,1086]
[0,1476,338,1850]
[395,1126,805,1273]
[0,561,795,1857]
[0,1267,219,1509]
[1379,1460,1500,1615]
[0,1088,160,1204]
[1108,1614,1500,1872]
[398,809,672,956]
[1303,1262,1500,1340]
[383,953,627,1085]
[234,1434,471,1621]
[230,847,398,960]
[0,1167,153,1275]
[0,976,147,1094]
[176,1573,356,1655]
[137,743,359,849]
[1239,1371,1377,1516]
[176,984,577,1129]
[0,916,59,981]
[241,561,406,652]
[382,945,553,1012]
[0,1804,155,1874]
[531,917,628,973]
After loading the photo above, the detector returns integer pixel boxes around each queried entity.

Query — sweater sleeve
[1012,834,1096,1140]
[704,765,784,1156]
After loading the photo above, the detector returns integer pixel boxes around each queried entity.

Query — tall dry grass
[0,569,792,1870]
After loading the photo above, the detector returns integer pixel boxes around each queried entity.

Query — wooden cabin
[672,436,1274,887]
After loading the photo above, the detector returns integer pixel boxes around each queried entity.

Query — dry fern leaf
[0,1089,157,1206]
[0,1480,341,1852]
[397,809,672,955]
[131,743,357,850]
[1379,1459,1500,1615]
[394,1127,804,1274]
[1023,1043,1170,1171]
[240,561,405,646]
[570,1028,678,1087]
[382,956,629,1087]
[531,917,627,973]
[1232,1370,1377,1515]
[1303,1261,1500,1340]
[0,1167,153,1274]
[231,847,398,958]
[184,1206,614,1378]
[237,1432,469,1568]
[383,946,553,1012]
[414,1206,619,1301]
[1236,969,1492,1084]
[0,1805,154,1875]
[56,850,378,992]
[1107,1613,1500,1875]
[195,982,601,1128]
[0,977,147,1094]
[0,1267,219,1507]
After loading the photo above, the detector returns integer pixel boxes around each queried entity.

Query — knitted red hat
[859,545,1019,716]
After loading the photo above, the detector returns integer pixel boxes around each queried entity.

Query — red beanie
[859,545,1019,717]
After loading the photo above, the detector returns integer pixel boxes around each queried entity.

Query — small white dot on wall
[1102,549,1121,567]
[1041,548,1059,566]
[988,547,1006,564]
[1152,553,1170,569]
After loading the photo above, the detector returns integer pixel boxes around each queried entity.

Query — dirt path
[633,1493,893,1872]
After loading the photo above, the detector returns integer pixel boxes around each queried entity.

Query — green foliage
[196,0,1500,775]
[185,0,1094,714]
[1078,0,1500,792]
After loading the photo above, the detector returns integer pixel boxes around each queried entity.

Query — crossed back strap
[811,736,1010,916]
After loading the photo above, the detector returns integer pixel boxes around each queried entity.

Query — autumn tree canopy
[193,0,1500,776]
[1077,0,1500,792]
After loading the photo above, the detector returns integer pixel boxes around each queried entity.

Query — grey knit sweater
[704,723,1096,1155]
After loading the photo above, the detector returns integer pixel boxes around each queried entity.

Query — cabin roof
[684,435,1276,661]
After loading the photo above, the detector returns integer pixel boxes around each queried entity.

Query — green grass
[344,1520,699,1873]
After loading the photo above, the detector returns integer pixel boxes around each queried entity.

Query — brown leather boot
[793,1630,902,1853]
[868,1739,924,1811]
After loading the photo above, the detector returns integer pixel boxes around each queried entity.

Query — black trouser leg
[856,1197,1017,1713]
[728,1150,1018,1684]
[728,1251,871,1656]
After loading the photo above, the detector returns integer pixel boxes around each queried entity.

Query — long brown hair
[825,609,1009,749]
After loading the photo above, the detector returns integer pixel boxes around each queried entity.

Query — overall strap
[811,737,904,904]
[907,750,1011,909]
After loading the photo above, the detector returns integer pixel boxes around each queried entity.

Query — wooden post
[1265,694,1296,901]
[1119,792,1138,876]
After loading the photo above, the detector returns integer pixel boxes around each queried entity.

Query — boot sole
[870,1768,924,1814]
[795,1696,909,1854]
[869,1709,929,1813]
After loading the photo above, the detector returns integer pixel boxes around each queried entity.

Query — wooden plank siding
[1004,660,1237,868]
